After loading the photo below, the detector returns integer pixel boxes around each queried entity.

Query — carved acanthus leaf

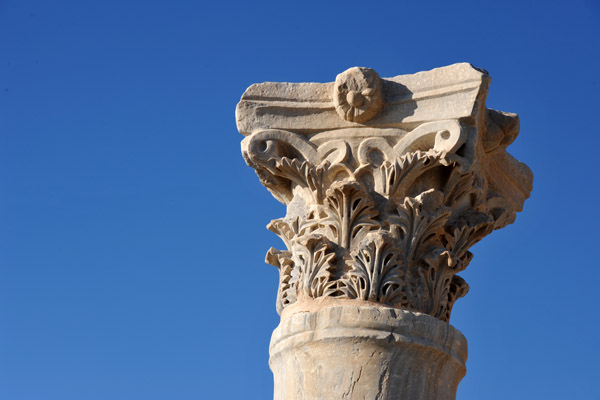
[257,157,326,203]
[340,232,407,306]
[446,275,469,321]
[379,151,441,201]
[390,190,451,258]
[267,216,319,250]
[266,248,298,314]
[293,235,338,299]
[238,66,532,321]
[418,249,459,319]
[322,181,379,250]
[445,212,494,262]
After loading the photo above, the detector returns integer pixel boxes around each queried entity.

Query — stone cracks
[268,302,468,400]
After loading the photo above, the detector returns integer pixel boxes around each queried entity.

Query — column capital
[237,63,532,322]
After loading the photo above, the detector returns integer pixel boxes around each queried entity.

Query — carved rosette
[237,64,532,322]
[333,67,384,123]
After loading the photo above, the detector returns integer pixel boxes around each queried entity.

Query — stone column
[236,64,532,400]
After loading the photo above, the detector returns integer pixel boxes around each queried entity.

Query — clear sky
[1,1,599,399]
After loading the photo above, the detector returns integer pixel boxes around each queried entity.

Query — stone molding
[237,63,533,322]
[269,301,467,400]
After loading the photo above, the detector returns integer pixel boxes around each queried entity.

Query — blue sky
[1,1,599,399]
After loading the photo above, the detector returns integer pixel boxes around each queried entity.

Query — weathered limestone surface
[236,63,532,399]
[270,300,467,400]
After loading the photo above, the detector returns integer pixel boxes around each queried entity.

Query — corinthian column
[236,63,532,400]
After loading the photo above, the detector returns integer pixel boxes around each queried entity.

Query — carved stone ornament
[237,64,532,400]
[333,67,384,123]
[237,64,532,323]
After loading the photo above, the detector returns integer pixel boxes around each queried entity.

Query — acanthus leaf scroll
[242,118,511,322]
[240,67,532,322]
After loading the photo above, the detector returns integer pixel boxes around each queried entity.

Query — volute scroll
[237,64,532,322]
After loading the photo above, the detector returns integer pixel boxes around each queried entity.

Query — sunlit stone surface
[236,63,532,400]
